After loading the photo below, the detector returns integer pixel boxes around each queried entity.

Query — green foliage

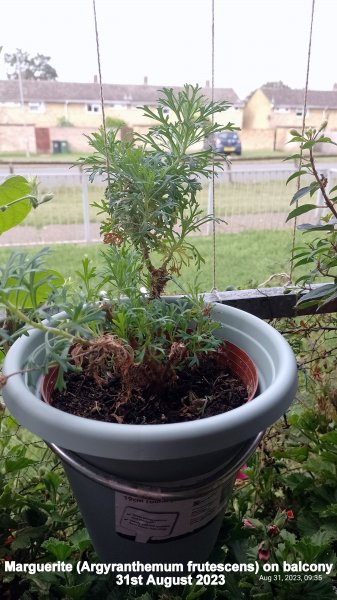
[0,85,238,398]
[57,116,74,127]
[286,125,337,308]
[0,245,221,391]
[0,249,64,310]
[4,48,58,80]
[0,175,53,234]
[105,115,127,129]
[2,319,337,598]
[79,84,236,298]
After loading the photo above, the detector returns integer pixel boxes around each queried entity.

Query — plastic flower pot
[2,303,297,563]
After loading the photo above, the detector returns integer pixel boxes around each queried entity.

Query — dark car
[207,131,242,156]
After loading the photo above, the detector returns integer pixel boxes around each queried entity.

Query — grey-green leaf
[286,203,317,222]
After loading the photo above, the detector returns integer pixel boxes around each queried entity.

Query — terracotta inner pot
[41,341,258,408]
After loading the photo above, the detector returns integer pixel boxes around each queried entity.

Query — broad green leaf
[301,140,316,149]
[286,203,317,221]
[42,538,74,560]
[69,528,91,553]
[329,184,337,194]
[4,456,37,472]
[0,175,33,234]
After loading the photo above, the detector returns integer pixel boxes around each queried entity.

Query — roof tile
[0,79,241,106]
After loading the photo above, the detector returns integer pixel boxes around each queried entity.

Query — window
[28,102,45,113]
[295,108,308,117]
[86,103,100,113]
[109,103,127,110]
[0,101,21,108]
[273,107,290,113]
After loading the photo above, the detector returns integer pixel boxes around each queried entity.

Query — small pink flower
[267,524,279,537]
[286,510,294,520]
[243,518,255,529]
[236,464,248,480]
[258,543,271,561]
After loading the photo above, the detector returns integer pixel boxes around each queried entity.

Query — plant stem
[2,301,85,344]
[309,147,337,220]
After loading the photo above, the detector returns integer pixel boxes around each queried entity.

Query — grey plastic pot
[2,303,297,563]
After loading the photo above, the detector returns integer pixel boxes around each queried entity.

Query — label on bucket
[115,483,230,543]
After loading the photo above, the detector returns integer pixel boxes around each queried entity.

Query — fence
[0,165,336,246]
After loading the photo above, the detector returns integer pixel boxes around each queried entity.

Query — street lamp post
[16,53,30,158]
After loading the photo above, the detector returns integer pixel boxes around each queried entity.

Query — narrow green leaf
[297,223,335,232]
[321,431,337,444]
[293,257,314,269]
[317,135,337,145]
[296,283,336,305]
[286,170,308,185]
[5,269,64,309]
[286,203,317,221]
[283,153,303,161]
[290,186,312,204]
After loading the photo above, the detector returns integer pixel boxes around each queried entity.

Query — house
[0,79,243,153]
[243,84,337,130]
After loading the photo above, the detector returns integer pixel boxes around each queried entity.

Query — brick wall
[240,129,275,150]
[49,127,99,152]
[0,124,36,153]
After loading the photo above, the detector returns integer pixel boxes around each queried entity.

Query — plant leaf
[286,203,317,221]
[297,223,335,232]
[0,175,33,234]
[286,170,308,185]
[290,186,312,204]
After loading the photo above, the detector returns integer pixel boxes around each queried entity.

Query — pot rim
[2,303,297,459]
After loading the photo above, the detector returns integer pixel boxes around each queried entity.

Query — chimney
[205,80,210,88]
[94,75,98,84]
[144,76,148,85]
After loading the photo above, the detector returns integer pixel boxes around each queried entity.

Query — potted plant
[1,85,297,564]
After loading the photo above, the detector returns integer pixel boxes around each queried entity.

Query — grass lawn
[0,230,295,293]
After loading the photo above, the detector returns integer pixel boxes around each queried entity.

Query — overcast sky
[0,0,335,100]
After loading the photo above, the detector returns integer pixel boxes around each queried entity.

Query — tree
[4,49,58,80]
[261,81,290,89]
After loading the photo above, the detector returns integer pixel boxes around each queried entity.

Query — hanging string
[92,0,111,188]
[290,0,316,281]
[211,0,216,291]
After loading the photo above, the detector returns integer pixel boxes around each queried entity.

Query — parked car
[206,131,242,156]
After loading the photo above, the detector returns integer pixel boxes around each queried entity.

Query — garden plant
[7,92,337,599]
[1,85,250,421]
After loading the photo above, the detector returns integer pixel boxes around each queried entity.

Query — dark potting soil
[51,358,248,425]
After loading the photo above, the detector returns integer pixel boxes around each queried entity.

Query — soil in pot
[44,342,258,425]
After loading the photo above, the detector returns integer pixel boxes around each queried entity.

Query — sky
[0,0,336,100]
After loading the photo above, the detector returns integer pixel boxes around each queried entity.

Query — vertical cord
[290,0,316,281]
[211,0,216,291]
[92,0,111,187]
